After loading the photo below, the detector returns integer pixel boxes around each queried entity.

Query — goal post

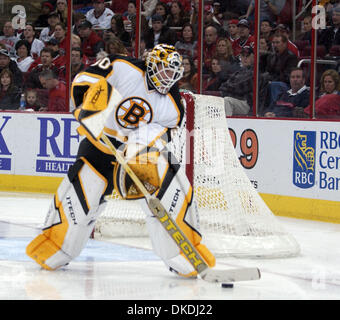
[94,92,300,258]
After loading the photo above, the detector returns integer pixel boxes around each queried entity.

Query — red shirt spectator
[287,40,300,58]
[78,20,105,59]
[28,39,66,73]
[227,19,240,44]
[304,94,340,118]
[275,24,300,58]
[232,34,255,58]
[232,19,255,58]
[48,81,67,112]
[39,69,67,112]
[203,25,219,72]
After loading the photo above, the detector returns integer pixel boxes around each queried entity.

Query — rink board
[0,112,339,223]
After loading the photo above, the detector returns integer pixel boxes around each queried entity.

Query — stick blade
[201,267,261,283]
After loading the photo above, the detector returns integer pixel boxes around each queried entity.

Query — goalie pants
[26,138,215,275]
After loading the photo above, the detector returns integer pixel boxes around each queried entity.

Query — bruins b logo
[115,97,153,129]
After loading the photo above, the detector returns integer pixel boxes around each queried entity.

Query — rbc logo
[293,131,316,189]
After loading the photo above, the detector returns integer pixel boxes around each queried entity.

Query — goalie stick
[100,134,261,283]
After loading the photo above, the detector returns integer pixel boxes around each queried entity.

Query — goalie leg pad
[26,158,108,270]
[139,151,216,277]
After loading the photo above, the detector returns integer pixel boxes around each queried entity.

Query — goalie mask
[146,44,184,94]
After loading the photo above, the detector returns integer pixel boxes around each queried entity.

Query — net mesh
[94,92,300,258]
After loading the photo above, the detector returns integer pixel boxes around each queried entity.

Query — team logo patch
[115,97,153,129]
[293,131,316,189]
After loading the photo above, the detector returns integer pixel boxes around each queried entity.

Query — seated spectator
[232,19,255,59]
[226,19,239,44]
[303,70,340,117]
[72,12,86,36]
[144,14,177,50]
[56,0,68,25]
[274,24,300,57]
[0,68,21,110]
[297,15,312,44]
[53,23,67,55]
[220,46,255,116]
[23,89,43,111]
[128,11,149,38]
[159,0,191,12]
[39,11,61,44]
[104,36,129,56]
[78,20,105,59]
[203,58,224,91]
[130,35,148,59]
[319,7,340,52]
[38,69,67,112]
[259,36,272,54]
[123,1,137,21]
[28,38,66,73]
[318,69,340,96]
[260,19,274,42]
[71,48,86,81]
[104,14,131,47]
[23,24,45,60]
[34,2,54,28]
[14,40,35,73]
[303,68,340,118]
[85,0,114,30]
[265,34,299,85]
[263,67,310,117]
[148,2,169,28]
[215,37,240,78]
[174,23,197,58]
[46,38,67,70]
[166,0,189,29]
[0,48,23,88]
[0,21,19,58]
[203,25,219,73]
[259,36,272,72]
[71,34,91,66]
[25,48,59,89]
[178,55,198,92]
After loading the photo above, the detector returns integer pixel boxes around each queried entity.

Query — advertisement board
[229,118,340,202]
[0,112,339,222]
[0,112,80,193]
[228,118,340,222]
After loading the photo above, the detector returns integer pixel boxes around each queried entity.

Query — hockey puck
[221,283,234,288]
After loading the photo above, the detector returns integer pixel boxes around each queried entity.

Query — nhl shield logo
[293,131,316,189]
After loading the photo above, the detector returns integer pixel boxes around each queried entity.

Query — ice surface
[0,192,339,300]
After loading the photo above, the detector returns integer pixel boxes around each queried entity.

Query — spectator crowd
[0,0,339,118]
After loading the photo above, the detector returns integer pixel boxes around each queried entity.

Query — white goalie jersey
[71,54,185,150]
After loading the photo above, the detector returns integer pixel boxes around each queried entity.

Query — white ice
[0,192,339,300]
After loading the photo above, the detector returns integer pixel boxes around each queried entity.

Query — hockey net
[94,92,300,258]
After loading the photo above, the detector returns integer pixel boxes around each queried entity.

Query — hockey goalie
[26,44,216,278]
